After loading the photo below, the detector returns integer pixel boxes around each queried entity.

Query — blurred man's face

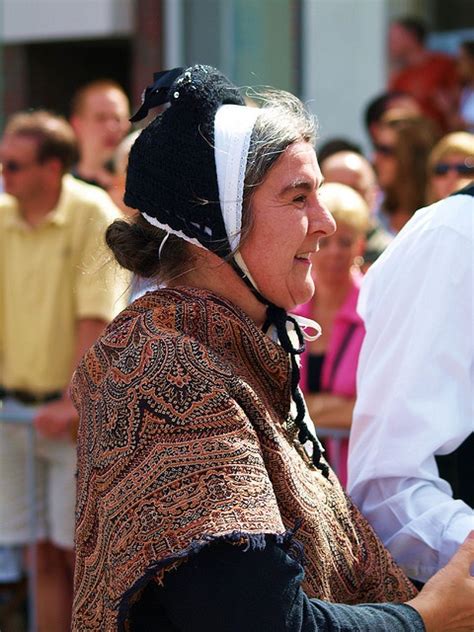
[73,88,130,161]
[368,96,421,146]
[0,134,47,201]
[388,24,417,64]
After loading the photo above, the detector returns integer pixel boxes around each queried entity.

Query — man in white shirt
[348,184,474,584]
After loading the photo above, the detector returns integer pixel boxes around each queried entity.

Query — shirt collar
[4,175,70,230]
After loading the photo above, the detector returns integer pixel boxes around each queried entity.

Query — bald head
[320,151,377,210]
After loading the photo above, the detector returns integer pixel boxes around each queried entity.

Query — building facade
[1,0,473,148]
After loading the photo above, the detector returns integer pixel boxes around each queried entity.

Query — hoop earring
[353,255,365,269]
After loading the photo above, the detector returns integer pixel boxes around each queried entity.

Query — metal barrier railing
[0,397,38,632]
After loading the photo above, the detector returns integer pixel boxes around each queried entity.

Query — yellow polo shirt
[0,175,129,393]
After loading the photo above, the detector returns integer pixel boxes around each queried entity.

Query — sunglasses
[432,161,474,177]
[373,143,396,157]
[1,159,38,173]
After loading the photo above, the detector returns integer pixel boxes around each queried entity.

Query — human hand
[407,532,474,632]
[34,396,78,440]
[305,393,354,429]
[305,393,341,415]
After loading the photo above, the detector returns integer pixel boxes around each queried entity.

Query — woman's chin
[288,280,315,310]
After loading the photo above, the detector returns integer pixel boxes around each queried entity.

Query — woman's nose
[309,198,336,237]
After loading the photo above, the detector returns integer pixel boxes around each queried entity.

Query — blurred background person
[299,183,369,487]
[373,115,440,234]
[427,131,474,203]
[320,150,392,270]
[364,90,422,147]
[316,137,363,165]
[388,16,459,131]
[320,150,377,209]
[0,110,128,632]
[457,42,474,132]
[108,129,141,216]
[69,79,130,190]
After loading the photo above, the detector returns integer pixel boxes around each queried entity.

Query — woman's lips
[295,253,312,265]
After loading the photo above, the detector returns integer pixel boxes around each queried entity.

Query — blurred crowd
[294,16,474,490]
[0,14,473,632]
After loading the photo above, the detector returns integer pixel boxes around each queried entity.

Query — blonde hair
[428,132,474,170]
[318,182,370,235]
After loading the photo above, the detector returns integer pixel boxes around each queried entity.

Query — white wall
[164,0,184,69]
[302,0,388,153]
[2,0,133,43]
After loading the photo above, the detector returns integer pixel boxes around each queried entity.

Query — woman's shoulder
[70,293,240,439]
[75,287,260,396]
[102,290,236,379]
[72,285,290,424]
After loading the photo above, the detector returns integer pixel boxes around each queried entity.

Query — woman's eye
[293,195,306,204]
[339,238,354,248]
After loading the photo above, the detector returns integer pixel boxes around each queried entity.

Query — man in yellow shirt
[0,110,128,631]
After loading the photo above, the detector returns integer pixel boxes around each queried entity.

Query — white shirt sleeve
[348,197,474,583]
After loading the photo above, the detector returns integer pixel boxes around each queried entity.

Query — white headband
[214,104,261,252]
[142,104,260,255]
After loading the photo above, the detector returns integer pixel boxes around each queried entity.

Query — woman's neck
[18,181,62,227]
[167,248,268,327]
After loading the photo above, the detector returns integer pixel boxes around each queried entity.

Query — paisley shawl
[71,287,416,630]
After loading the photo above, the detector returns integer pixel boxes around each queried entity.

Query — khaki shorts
[0,423,76,549]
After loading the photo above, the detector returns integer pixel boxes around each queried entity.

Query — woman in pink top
[299,183,369,487]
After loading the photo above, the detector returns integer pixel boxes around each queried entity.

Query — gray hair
[242,89,318,225]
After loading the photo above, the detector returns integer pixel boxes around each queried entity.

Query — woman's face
[372,126,398,190]
[430,151,474,202]
[312,221,364,286]
[239,141,336,311]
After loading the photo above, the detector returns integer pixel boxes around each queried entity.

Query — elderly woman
[298,183,369,487]
[427,131,474,203]
[70,66,474,632]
